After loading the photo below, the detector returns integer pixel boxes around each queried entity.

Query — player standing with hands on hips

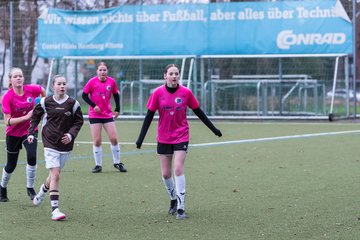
[136,64,222,220]
[28,75,84,221]
[0,67,46,202]
[82,62,127,173]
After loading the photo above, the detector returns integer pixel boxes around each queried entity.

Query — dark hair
[52,74,66,85]
[163,64,179,74]
[97,61,108,70]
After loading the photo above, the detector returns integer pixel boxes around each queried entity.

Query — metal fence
[48,55,348,120]
[0,0,358,120]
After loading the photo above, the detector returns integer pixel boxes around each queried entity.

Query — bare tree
[10,0,39,83]
[0,1,8,90]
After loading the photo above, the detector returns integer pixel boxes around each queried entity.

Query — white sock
[38,183,48,197]
[0,168,12,188]
[162,177,176,200]
[175,175,186,210]
[93,146,102,166]
[111,144,121,164]
[26,164,37,188]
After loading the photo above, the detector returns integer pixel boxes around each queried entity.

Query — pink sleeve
[188,90,199,110]
[24,85,42,96]
[112,78,119,94]
[83,79,91,94]
[36,85,42,95]
[1,92,11,115]
[31,84,42,95]
[146,91,158,112]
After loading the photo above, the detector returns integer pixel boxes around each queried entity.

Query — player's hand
[26,110,34,120]
[214,129,222,137]
[61,133,72,145]
[113,111,119,118]
[136,141,142,149]
[27,135,34,144]
[94,105,101,113]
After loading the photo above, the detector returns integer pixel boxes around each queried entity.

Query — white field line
[189,129,360,148]
[0,130,359,147]
[1,130,359,167]
[80,129,360,147]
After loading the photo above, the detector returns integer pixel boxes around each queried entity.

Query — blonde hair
[8,67,23,89]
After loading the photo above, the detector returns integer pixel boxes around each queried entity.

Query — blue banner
[37,1,352,58]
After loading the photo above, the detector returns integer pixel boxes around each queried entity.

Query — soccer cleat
[113,163,127,172]
[51,208,66,221]
[32,190,46,206]
[168,199,177,215]
[92,165,102,173]
[0,186,9,202]
[27,187,37,200]
[176,209,188,220]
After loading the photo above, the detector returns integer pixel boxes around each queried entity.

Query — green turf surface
[0,121,360,240]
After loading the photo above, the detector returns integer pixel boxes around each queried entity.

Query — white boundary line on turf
[190,130,360,147]
[0,130,358,147]
[80,129,360,147]
[1,130,359,167]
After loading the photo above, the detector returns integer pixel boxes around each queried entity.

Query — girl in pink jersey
[0,67,46,202]
[82,62,127,173]
[136,64,222,220]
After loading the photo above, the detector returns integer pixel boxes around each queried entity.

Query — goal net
[47,54,351,120]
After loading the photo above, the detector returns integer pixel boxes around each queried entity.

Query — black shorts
[6,131,38,152]
[89,117,114,124]
[157,142,189,155]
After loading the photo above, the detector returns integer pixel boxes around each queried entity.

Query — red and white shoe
[51,208,66,221]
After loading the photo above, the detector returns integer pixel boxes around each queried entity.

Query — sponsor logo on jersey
[162,106,172,111]
[175,97,182,104]
[277,30,346,50]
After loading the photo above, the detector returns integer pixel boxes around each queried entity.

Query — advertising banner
[37,0,352,57]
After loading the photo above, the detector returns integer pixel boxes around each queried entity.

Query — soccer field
[0,120,360,240]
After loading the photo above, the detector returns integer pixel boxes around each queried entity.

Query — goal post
[46,54,352,120]
[199,54,351,120]
[46,55,196,117]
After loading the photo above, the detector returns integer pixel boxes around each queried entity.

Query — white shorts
[44,148,71,169]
